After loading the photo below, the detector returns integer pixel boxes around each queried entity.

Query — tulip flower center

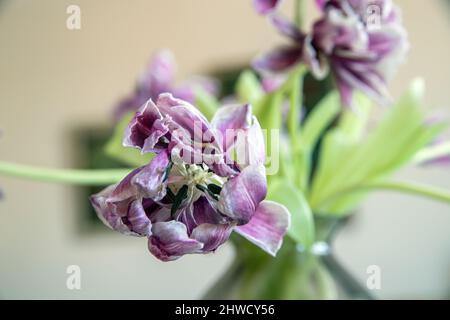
[166,162,226,214]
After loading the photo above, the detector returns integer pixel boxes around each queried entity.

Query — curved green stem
[412,142,450,165]
[0,161,130,186]
[361,181,450,203]
[317,180,450,208]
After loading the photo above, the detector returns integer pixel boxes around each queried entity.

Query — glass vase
[202,216,374,300]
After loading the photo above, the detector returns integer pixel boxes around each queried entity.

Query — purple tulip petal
[90,168,154,237]
[210,104,264,168]
[211,104,252,152]
[148,221,203,261]
[156,93,223,164]
[234,116,266,169]
[315,0,327,10]
[123,99,170,153]
[270,14,303,41]
[191,223,235,252]
[138,49,176,99]
[253,46,303,73]
[133,150,170,201]
[91,185,135,235]
[124,200,153,236]
[235,200,290,256]
[253,0,282,15]
[218,165,267,225]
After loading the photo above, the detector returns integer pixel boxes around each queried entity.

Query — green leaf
[294,91,341,192]
[286,66,306,153]
[104,112,154,167]
[301,91,341,151]
[194,87,219,120]
[309,80,446,215]
[268,178,315,248]
[235,70,264,106]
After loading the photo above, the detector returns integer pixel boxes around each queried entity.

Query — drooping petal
[218,165,267,225]
[109,167,142,198]
[133,150,170,201]
[138,49,177,99]
[90,179,154,237]
[253,0,282,15]
[191,223,235,252]
[90,185,135,235]
[253,45,303,73]
[234,200,290,256]
[148,221,203,261]
[270,14,303,41]
[113,50,176,122]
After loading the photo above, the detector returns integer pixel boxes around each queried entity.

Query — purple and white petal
[211,104,252,153]
[234,116,266,169]
[191,223,235,252]
[133,150,170,201]
[234,200,290,256]
[90,185,135,235]
[148,221,204,261]
[124,200,152,236]
[138,49,176,99]
[218,165,267,225]
[123,99,170,153]
[253,46,303,74]
[90,177,153,237]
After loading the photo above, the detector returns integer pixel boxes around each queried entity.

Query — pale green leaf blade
[235,70,264,105]
[268,179,315,248]
[194,87,219,120]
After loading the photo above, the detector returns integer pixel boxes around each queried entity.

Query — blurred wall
[0,0,449,299]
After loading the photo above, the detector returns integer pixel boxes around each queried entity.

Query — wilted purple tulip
[253,0,408,106]
[92,93,290,261]
[114,50,220,121]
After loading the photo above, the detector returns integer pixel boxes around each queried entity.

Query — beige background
[0,0,449,299]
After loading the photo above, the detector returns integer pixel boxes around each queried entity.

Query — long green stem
[412,142,450,165]
[0,161,130,186]
[285,66,306,150]
[317,180,450,208]
[361,181,450,203]
[295,0,305,29]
